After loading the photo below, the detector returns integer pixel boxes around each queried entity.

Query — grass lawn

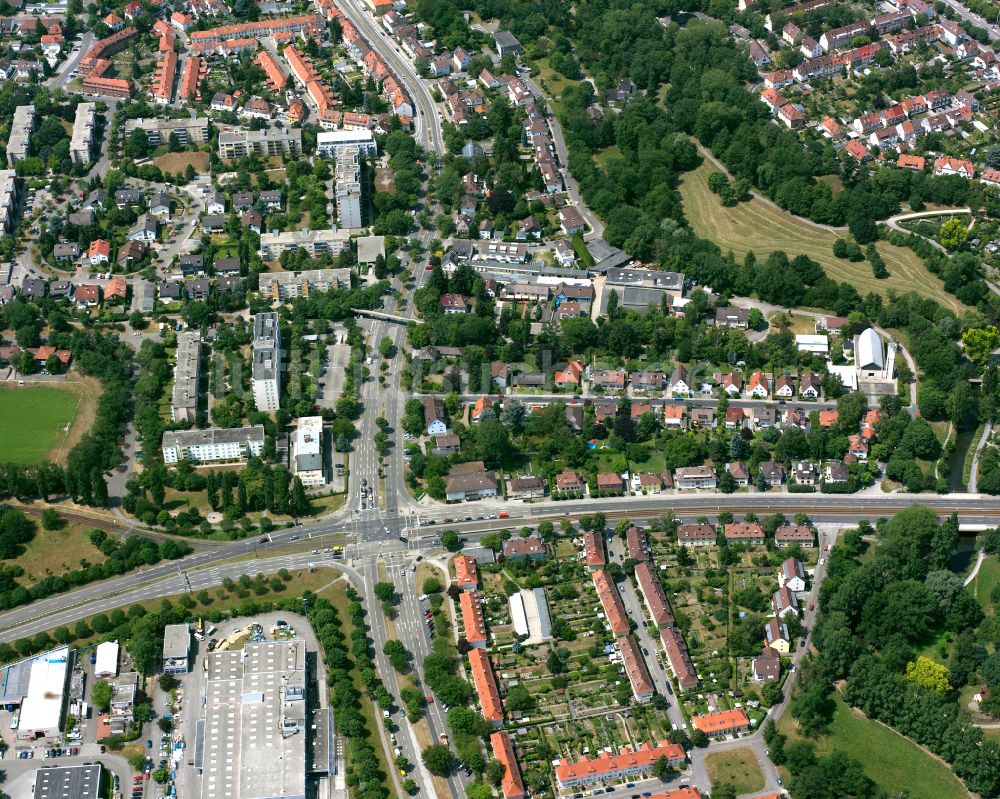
[0,385,82,464]
[704,747,765,795]
[969,554,999,615]
[777,695,967,799]
[594,145,623,169]
[678,162,969,315]
[153,151,210,174]
[6,522,105,585]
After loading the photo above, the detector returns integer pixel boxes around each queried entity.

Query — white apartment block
[316,129,377,158]
[0,170,19,234]
[70,103,98,166]
[162,425,265,463]
[258,228,351,261]
[7,105,35,167]
[335,145,362,229]
[218,126,302,159]
[171,332,201,424]
[293,415,325,487]
[252,312,281,412]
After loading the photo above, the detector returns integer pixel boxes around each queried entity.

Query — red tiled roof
[555,741,686,786]
[634,562,674,628]
[691,709,750,734]
[459,590,488,645]
[491,732,526,799]
[468,648,502,723]
[583,530,605,568]
[453,554,478,589]
[593,569,629,636]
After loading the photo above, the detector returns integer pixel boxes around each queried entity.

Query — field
[153,151,210,175]
[5,522,105,585]
[679,162,968,315]
[704,748,765,795]
[969,555,999,615]
[777,695,968,799]
[0,384,84,464]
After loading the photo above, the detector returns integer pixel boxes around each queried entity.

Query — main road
[336,0,445,155]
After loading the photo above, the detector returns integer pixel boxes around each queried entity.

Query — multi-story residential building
[0,169,20,233]
[258,228,351,261]
[258,268,352,299]
[555,742,686,789]
[293,415,325,486]
[6,105,34,167]
[123,117,210,146]
[161,425,265,463]
[335,145,362,229]
[69,103,97,165]
[218,126,302,158]
[251,312,281,412]
[316,129,378,158]
[170,332,201,423]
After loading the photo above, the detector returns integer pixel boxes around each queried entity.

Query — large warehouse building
[14,646,71,739]
[195,639,312,799]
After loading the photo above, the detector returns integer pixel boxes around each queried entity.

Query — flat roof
[162,624,190,659]
[19,646,69,734]
[200,639,307,799]
[163,425,265,449]
[34,763,102,799]
[94,641,118,677]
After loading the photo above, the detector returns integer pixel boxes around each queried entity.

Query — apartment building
[619,635,654,703]
[468,648,503,725]
[258,268,351,299]
[0,170,19,233]
[258,228,350,261]
[6,105,35,167]
[691,709,750,737]
[316,129,378,158]
[170,331,201,423]
[218,126,302,159]
[123,117,210,146]
[161,425,265,463]
[555,742,686,789]
[70,103,98,165]
[459,590,488,647]
[593,569,629,637]
[334,145,362,229]
[251,312,281,412]
[293,415,325,487]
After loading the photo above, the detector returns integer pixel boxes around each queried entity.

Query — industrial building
[70,103,98,165]
[854,327,897,395]
[316,129,377,158]
[218,126,302,159]
[15,646,70,739]
[108,671,138,735]
[293,416,325,486]
[195,639,309,799]
[123,117,211,146]
[34,763,103,799]
[93,640,119,678]
[252,312,281,412]
[258,228,351,262]
[6,105,35,167]
[258,268,351,300]
[508,587,552,642]
[170,332,201,424]
[162,624,191,674]
[162,425,265,464]
[334,145,363,229]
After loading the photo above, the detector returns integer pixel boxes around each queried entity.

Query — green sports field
[0,385,81,464]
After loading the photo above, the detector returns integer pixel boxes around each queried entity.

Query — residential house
[691,709,751,737]
[792,461,819,486]
[444,465,499,501]
[423,396,447,435]
[779,557,807,591]
[595,472,625,495]
[727,461,750,486]
[556,470,586,494]
[74,284,100,308]
[677,523,716,546]
[759,460,786,486]
[674,466,717,490]
[440,293,468,314]
[88,239,111,265]
[764,617,791,653]
[847,434,868,460]
[799,372,821,398]
[715,306,749,329]
[668,366,691,397]
[503,537,546,560]
[719,373,743,397]
[508,475,545,499]
[724,522,765,545]
[746,371,770,398]
[690,407,716,429]
[774,376,795,398]
[772,585,799,618]
[825,461,850,484]
[752,647,781,683]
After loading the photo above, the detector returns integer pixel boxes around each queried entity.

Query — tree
[374,581,396,602]
[691,729,709,747]
[939,217,969,250]
[91,680,113,711]
[41,508,62,530]
[422,744,454,776]
[652,755,674,780]
[905,656,951,692]
[440,530,461,551]
[962,326,1000,366]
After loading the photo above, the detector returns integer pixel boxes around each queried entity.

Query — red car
[808,603,815,611]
